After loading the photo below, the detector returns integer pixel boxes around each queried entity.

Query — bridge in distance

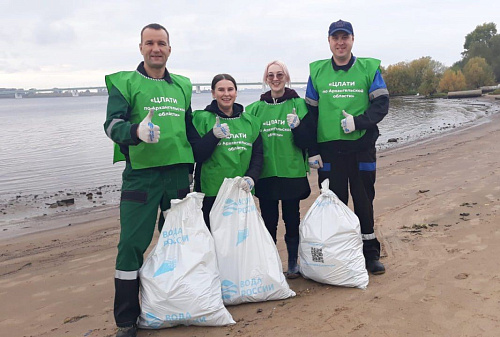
[1,82,308,98]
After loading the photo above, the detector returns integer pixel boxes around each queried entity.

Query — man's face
[328,31,354,63]
[139,28,171,70]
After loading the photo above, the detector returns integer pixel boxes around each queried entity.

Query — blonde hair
[262,60,291,87]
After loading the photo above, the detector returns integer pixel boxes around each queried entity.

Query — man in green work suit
[103,23,197,337]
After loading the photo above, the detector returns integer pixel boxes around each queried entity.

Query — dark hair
[141,23,169,44]
[211,74,237,91]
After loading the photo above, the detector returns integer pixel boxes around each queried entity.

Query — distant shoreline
[0,92,108,99]
[0,88,262,99]
[0,86,290,99]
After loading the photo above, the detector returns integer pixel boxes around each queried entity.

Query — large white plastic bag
[210,177,296,306]
[138,192,235,329]
[299,179,369,289]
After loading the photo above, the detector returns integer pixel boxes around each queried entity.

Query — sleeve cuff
[130,124,141,144]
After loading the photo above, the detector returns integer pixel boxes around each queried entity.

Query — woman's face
[212,79,237,114]
[266,64,286,96]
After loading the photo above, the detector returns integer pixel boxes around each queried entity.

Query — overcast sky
[1,0,499,89]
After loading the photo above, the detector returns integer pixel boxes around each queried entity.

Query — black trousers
[201,196,216,231]
[318,147,381,260]
[258,198,300,244]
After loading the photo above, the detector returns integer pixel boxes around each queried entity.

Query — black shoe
[116,324,137,337]
[366,259,386,275]
[286,262,301,279]
[284,236,300,279]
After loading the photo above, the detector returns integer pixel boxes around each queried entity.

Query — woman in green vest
[191,74,263,229]
[246,61,313,279]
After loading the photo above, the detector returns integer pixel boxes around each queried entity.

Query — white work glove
[341,110,355,134]
[239,176,254,192]
[286,107,300,129]
[308,154,323,169]
[213,116,231,139]
[137,110,160,143]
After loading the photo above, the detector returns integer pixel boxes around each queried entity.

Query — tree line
[382,22,499,96]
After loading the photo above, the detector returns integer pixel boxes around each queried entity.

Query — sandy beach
[1,96,500,337]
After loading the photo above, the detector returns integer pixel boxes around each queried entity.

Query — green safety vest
[105,71,194,169]
[246,98,308,179]
[309,58,380,143]
[192,110,260,196]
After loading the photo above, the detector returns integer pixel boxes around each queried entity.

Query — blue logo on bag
[239,278,276,297]
[144,312,163,329]
[222,197,256,216]
[222,198,238,216]
[162,227,189,246]
[153,259,177,277]
[236,228,249,246]
[221,280,238,300]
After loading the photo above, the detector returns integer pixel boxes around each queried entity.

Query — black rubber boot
[363,238,385,275]
[285,236,300,279]
[366,259,385,275]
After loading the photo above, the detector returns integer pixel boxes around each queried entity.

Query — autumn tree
[384,62,413,95]
[411,57,446,96]
[463,57,496,88]
[384,57,445,96]
[438,69,467,92]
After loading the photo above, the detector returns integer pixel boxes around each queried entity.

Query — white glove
[137,110,160,143]
[308,154,323,169]
[239,176,254,192]
[286,108,300,129]
[341,110,355,134]
[213,116,231,139]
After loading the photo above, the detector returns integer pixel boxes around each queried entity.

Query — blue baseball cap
[328,20,354,36]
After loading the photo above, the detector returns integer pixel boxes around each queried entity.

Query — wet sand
[1,96,500,337]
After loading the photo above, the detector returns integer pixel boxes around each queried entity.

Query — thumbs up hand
[213,116,231,139]
[341,110,355,134]
[137,109,160,143]
[286,107,300,129]
[308,154,323,169]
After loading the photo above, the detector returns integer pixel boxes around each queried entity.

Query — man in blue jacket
[306,20,389,275]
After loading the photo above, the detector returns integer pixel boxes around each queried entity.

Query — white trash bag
[299,179,369,289]
[210,177,296,306]
[138,192,235,328]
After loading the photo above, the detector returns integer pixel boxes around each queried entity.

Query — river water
[0,89,498,223]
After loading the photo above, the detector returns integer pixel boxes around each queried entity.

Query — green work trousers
[116,163,190,271]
